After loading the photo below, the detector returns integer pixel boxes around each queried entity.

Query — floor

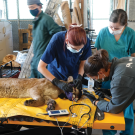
[92,129,120,135]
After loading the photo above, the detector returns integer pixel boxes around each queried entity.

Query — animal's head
[63,76,82,102]
[72,87,82,102]
[65,83,82,102]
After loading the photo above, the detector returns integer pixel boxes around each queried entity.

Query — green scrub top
[95,27,135,61]
[30,11,61,78]
[95,27,135,135]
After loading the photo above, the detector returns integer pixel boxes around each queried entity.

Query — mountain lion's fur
[0,77,79,110]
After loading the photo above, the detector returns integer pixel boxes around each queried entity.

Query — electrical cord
[54,111,73,135]
[37,112,73,135]
[54,117,64,135]
[36,113,48,116]
[54,101,74,135]
[37,103,91,135]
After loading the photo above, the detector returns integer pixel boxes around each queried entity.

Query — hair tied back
[93,54,101,61]
[70,24,82,28]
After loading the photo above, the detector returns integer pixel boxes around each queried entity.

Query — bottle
[88,78,94,92]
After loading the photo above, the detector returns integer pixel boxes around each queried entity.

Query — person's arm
[94,30,102,50]
[131,53,135,57]
[78,60,86,76]
[95,86,134,114]
[38,60,73,92]
[45,15,61,35]
[129,31,135,57]
[38,60,55,81]
[73,38,91,90]
[73,60,86,90]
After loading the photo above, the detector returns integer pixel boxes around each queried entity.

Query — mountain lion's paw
[46,100,56,111]
[24,99,35,106]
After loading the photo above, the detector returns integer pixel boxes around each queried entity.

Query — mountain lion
[0,77,80,111]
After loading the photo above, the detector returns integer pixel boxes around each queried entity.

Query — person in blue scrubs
[38,24,91,94]
[95,9,135,135]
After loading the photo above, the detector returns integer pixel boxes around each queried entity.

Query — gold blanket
[0,96,96,128]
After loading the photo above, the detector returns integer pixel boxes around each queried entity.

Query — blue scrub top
[95,26,135,61]
[41,31,92,81]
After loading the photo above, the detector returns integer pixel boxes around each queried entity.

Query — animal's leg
[24,98,45,107]
[44,96,56,111]
[24,87,45,107]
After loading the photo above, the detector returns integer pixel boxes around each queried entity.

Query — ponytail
[84,49,109,76]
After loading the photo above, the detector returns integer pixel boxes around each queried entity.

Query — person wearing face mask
[94,9,135,135]
[95,9,135,88]
[95,9,135,61]
[27,0,61,78]
[84,49,135,135]
[38,24,91,95]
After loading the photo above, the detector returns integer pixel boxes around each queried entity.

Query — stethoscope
[69,103,91,134]
[69,103,91,117]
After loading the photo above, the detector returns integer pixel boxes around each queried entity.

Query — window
[6,0,49,19]
[90,0,113,35]
[41,0,49,12]
[19,0,49,19]
[7,0,18,19]
[19,0,33,19]
[0,0,6,19]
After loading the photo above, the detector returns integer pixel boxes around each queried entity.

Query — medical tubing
[77,113,90,129]
[54,117,63,135]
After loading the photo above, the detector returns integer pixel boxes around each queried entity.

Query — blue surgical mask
[30,8,39,17]
[67,45,81,53]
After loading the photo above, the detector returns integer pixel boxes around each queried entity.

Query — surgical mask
[67,45,82,53]
[108,26,124,35]
[30,8,39,16]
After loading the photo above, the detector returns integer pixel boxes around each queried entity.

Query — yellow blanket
[0,96,97,128]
